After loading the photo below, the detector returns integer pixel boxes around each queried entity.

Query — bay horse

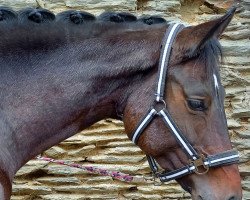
[0,6,242,200]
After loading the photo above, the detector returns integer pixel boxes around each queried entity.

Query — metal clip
[190,154,209,175]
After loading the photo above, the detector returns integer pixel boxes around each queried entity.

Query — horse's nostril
[228,196,237,200]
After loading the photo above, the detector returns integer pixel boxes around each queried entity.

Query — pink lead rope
[36,156,145,183]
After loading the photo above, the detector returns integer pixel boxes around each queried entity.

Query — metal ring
[152,99,166,113]
[193,164,209,175]
[190,154,209,175]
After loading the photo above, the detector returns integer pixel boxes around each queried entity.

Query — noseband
[130,23,239,182]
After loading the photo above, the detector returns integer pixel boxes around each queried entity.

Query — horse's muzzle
[190,165,242,200]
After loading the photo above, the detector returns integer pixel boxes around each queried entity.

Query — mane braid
[138,15,167,25]
[0,7,17,22]
[98,12,137,23]
[18,8,55,23]
[56,10,96,24]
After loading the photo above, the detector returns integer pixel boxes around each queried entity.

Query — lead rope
[36,155,149,183]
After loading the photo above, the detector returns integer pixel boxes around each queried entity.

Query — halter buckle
[190,154,209,175]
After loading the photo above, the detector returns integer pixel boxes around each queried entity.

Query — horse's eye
[187,99,207,111]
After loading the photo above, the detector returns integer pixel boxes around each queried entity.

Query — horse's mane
[0,6,222,80]
[0,7,168,34]
[0,7,169,52]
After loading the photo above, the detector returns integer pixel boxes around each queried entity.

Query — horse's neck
[0,25,164,175]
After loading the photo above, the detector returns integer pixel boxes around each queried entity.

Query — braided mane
[0,6,167,25]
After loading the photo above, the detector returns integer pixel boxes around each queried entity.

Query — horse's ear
[175,6,236,60]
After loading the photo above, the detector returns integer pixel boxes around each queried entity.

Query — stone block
[221,39,250,57]
[44,146,67,158]
[15,160,48,177]
[224,29,250,40]
[36,176,81,185]
[0,0,38,9]
[227,119,242,128]
[12,185,52,195]
[232,108,250,118]
[64,0,136,11]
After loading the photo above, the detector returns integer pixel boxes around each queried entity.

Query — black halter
[130,23,239,182]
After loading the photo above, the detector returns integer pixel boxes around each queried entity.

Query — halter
[130,23,239,183]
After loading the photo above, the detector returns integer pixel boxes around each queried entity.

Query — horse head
[122,7,242,200]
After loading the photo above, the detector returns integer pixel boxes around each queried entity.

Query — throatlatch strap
[159,150,239,182]
[155,23,184,102]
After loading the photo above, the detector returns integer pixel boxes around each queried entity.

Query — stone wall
[1,0,249,199]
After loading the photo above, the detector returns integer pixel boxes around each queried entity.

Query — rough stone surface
[2,0,249,199]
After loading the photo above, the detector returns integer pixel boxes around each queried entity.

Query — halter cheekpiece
[130,23,239,183]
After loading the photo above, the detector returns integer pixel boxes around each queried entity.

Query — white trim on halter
[159,110,197,160]
[156,23,181,102]
[204,153,239,165]
[160,166,196,181]
[132,109,157,143]
[159,151,239,182]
